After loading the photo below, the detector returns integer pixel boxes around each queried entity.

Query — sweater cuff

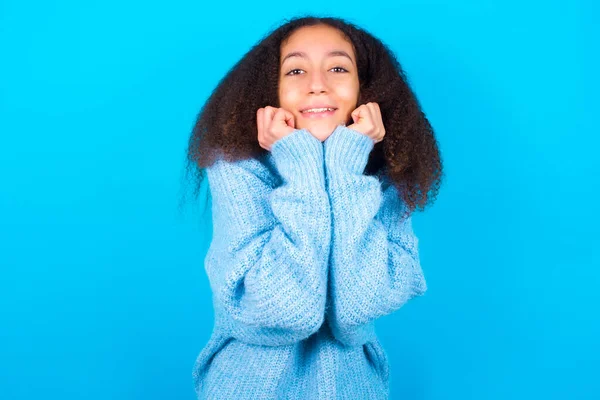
[324,124,375,174]
[270,128,326,190]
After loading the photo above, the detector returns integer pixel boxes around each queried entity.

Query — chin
[300,122,341,141]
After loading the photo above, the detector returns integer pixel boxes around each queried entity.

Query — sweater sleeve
[204,128,331,346]
[323,125,427,347]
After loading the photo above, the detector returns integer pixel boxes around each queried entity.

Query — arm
[204,129,331,346]
[323,125,427,347]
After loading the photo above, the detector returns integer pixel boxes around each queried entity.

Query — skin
[277,24,360,142]
[256,24,386,151]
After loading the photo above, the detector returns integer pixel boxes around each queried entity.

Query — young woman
[185,15,443,399]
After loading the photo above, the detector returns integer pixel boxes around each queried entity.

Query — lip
[300,108,337,118]
[300,105,337,112]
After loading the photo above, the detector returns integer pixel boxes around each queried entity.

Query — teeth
[303,107,335,113]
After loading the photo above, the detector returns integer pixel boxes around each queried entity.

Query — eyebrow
[281,50,354,65]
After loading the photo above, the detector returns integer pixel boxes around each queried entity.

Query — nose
[308,70,328,94]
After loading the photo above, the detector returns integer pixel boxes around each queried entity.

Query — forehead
[280,25,354,58]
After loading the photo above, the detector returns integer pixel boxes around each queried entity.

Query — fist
[347,102,385,143]
[257,106,296,151]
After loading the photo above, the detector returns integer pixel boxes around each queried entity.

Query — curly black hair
[179,15,444,218]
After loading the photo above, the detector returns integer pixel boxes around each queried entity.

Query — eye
[285,67,349,76]
[330,66,348,73]
[285,69,304,76]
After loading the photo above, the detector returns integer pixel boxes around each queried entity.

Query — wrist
[324,125,375,173]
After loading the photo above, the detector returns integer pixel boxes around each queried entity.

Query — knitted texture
[192,125,427,399]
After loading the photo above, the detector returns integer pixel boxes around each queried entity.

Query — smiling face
[278,24,360,141]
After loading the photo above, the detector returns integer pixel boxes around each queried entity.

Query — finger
[366,103,377,121]
[264,106,274,136]
[257,108,264,139]
[366,103,381,133]
[272,109,287,132]
[274,108,286,123]
[371,103,378,116]
[363,104,375,126]
[372,104,385,139]
[351,105,365,123]
[282,109,295,128]
[372,103,383,129]
[275,108,294,129]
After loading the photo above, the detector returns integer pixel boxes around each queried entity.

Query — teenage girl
[185,15,443,399]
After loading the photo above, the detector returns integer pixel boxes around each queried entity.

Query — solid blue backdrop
[1,1,597,399]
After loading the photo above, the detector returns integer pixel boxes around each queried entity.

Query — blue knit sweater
[192,124,427,399]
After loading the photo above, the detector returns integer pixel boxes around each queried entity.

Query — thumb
[273,108,290,126]
[283,109,295,129]
[351,106,363,125]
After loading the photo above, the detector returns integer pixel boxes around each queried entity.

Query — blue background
[1,1,598,399]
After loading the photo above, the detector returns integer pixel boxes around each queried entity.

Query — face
[278,24,360,141]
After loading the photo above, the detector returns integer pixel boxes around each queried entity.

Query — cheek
[338,85,359,109]
[278,84,300,110]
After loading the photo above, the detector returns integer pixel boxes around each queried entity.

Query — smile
[300,108,337,118]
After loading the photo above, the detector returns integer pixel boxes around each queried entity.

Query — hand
[257,106,296,151]
[347,102,385,143]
